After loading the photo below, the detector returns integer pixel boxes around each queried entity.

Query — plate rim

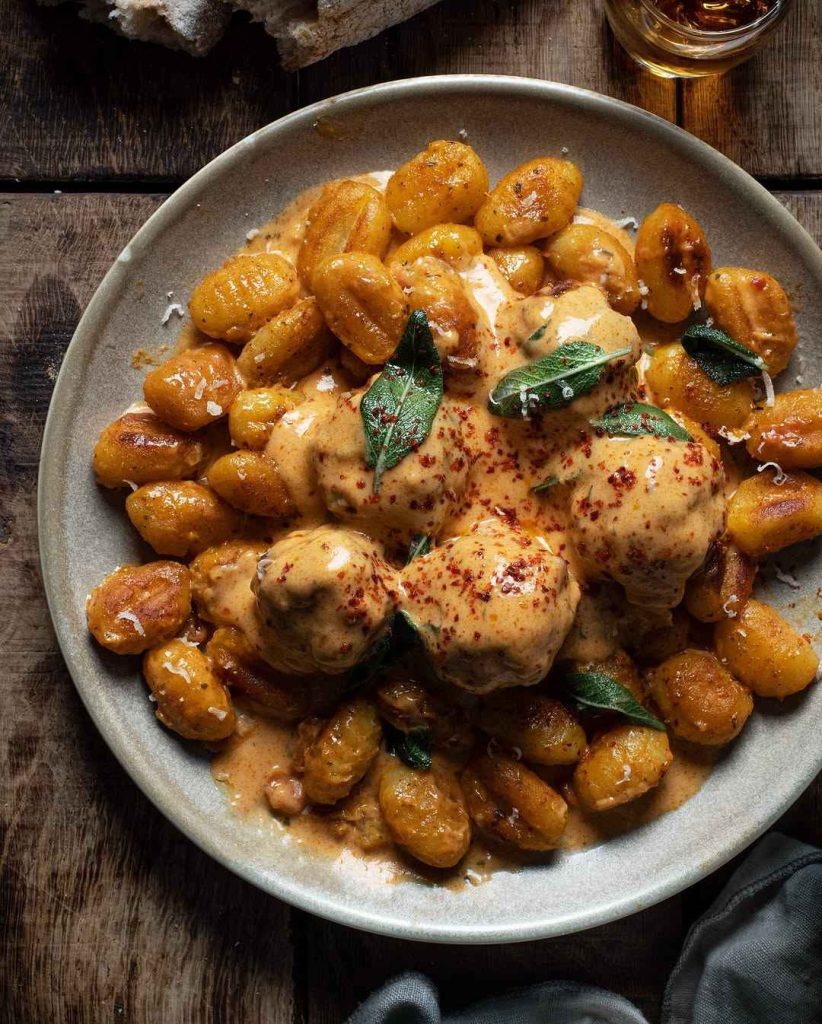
[37,73,822,944]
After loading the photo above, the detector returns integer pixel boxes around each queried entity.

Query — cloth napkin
[347,833,822,1024]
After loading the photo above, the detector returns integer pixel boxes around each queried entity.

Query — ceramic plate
[39,76,822,943]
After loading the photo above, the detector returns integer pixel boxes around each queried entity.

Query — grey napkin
[348,833,822,1024]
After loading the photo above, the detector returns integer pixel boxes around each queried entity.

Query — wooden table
[2,2,820,1020]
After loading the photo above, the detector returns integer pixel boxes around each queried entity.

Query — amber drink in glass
[605,0,793,77]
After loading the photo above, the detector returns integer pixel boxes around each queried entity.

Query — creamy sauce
[195,170,732,883]
[212,704,716,878]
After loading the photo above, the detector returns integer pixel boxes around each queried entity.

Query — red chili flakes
[607,466,637,491]
[683,443,705,467]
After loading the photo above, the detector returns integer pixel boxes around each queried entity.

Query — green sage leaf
[488,341,632,419]
[590,402,693,442]
[531,475,560,494]
[361,309,443,493]
[564,671,665,731]
[406,534,432,563]
[682,324,766,385]
[385,723,433,770]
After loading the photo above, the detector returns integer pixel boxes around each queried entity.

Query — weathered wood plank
[682,3,822,178]
[0,0,673,183]
[0,193,295,1024]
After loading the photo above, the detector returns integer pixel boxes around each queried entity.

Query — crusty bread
[49,0,231,56]
[240,0,441,69]
[38,0,440,64]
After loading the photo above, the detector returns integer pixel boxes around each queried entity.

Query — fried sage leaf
[361,309,443,493]
[406,534,432,563]
[385,723,433,770]
[488,341,632,419]
[590,401,693,442]
[682,323,766,386]
[564,671,665,731]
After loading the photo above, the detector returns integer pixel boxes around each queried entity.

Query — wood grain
[0,0,673,183]
[0,191,820,1023]
[682,3,822,178]
[0,194,297,1024]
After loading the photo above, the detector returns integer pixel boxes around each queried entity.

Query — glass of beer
[604,0,793,77]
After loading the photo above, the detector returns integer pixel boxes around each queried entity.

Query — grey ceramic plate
[39,76,822,944]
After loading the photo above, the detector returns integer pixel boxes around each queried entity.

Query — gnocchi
[86,140,819,882]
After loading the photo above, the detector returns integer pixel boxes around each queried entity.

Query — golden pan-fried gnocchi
[298,179,392,289]
[644,342,754,430]
[745,389,822,469]
[714,600,819,700]
[87,139,820,880]
[486,245,545,296]
[206,626,312,720]
[189,252,299,343]
[727,469,822,557]
[228,386,304,450]
[704,267,798,374]
[313,252,408,364]
[189,539,268,626]
[544,223,640,314]
[463,753,568,851]
[236,297,329,387]
[207,450,294,519]
[476,692,586,766]
[475,157,583,246]
[573,725,673,812]
[379,760,471,868]
[143,343,242,432]
[390,256,479,382]
[390,223,484,271]
[87,561,191,655]
[143,639,236,741]
[126,481,242,558]
[646,650,753,746]
[635,202,712,323]
[300,700,382,804]
[92,411,208,488]
[685,540,756,623]
[385,140,489,235]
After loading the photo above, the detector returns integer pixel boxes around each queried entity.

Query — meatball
[399,518,580,692]
[312,388,471,549]
[496,284,641,424]
[253,526,398,675]
[570,435,725,608]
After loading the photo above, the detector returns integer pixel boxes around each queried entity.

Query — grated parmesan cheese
[116,610,145,636]
[761,369,775,407]
[206,401,223,417]
[645,456,663,492]
[757,461,787,485]
[773,565,800,589]
[161,303,185,326]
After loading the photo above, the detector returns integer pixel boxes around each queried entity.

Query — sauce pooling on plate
[86,141,821,881]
